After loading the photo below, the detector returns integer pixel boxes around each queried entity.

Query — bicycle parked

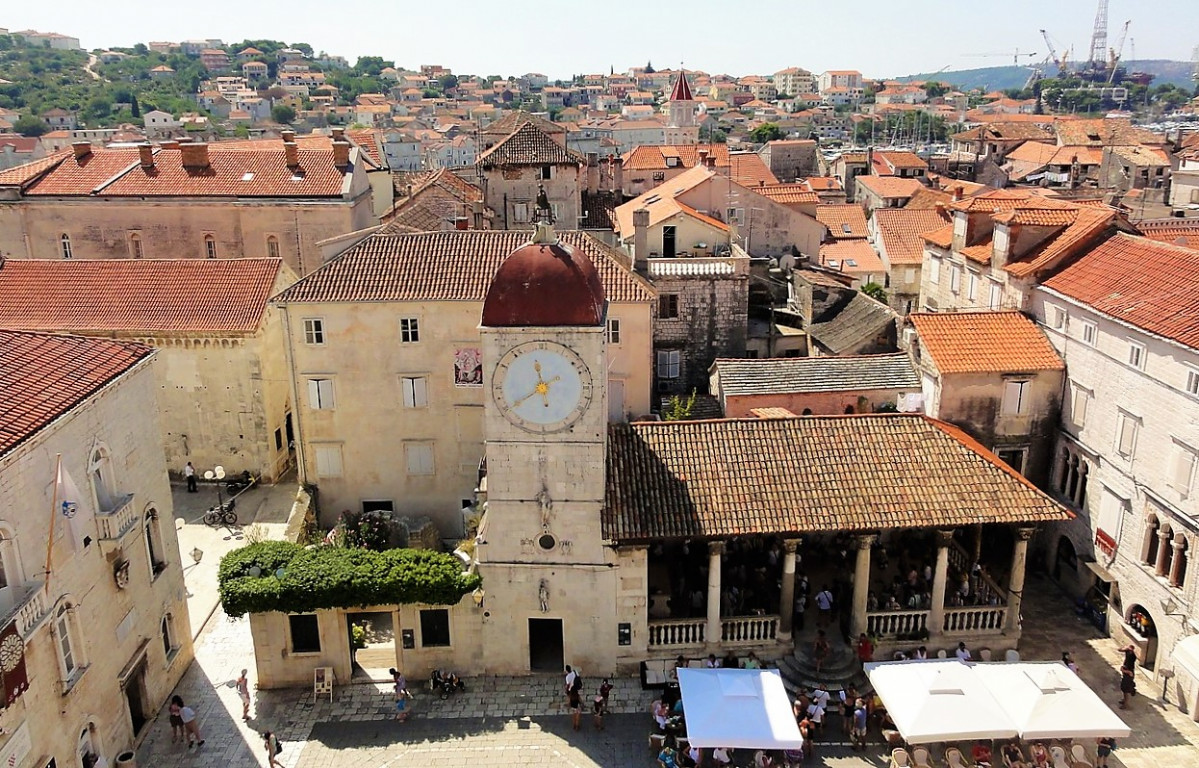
[202,498,238,527]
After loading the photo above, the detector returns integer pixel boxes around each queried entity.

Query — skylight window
[644,195,661,204]
[828,260,840,268]
[841,223,852,234]
[241,172,254,181]
[846,259,858,267]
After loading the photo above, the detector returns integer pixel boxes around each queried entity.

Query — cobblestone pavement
[138,569,1199,767]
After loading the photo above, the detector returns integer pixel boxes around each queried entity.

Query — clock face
[491,341,593,433]
[0,634,23,672]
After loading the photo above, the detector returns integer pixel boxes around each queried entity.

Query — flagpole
[45,453,61,580]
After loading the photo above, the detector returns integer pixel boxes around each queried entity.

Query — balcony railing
[7,582,50,640]
[648,618,705,648]
[722,615,779,644]
[943,605,1007,634]
[95,493,138,541]
[868,609,929,639]
[948,541,1008,604]
[647,614,780,648]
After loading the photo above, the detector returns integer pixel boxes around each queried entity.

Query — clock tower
[477,213,612,673]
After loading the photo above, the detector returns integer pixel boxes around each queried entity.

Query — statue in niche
[538,579,550,613]
[536,486,553,529]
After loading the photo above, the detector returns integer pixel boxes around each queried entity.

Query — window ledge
[165,647,180,667]
[60,665,90,696]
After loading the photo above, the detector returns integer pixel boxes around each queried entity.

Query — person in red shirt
[855,633,874,666]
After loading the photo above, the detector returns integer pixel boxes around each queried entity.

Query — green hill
[902,59,1196,92]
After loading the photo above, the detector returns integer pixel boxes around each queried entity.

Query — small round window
[538,533,557,551]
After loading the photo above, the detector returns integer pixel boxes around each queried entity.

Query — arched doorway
[1053,535,1077,582]
[1125,604,1158,671]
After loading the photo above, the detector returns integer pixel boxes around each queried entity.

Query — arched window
[161,613,178,658]
[145,508,166,578]
[55,602,82,682]
[0,526,24,614]
[60,233,73,259]
[90,447,115,513]
[1159,522,1175,578]
[266,235,280,259]
[204,234,217,259]
[128,232,143,259]
[1170,533,1188,589]
[77,723,99,768]
[1143,515,1160,565]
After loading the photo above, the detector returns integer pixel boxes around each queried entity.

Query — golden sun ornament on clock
[491,341,593,433]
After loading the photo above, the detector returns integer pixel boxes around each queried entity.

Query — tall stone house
[0,331,193,767]
[475,122,584,230]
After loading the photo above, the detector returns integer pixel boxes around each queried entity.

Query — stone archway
[1053,535,1078,583]
[1124,603,1158,671]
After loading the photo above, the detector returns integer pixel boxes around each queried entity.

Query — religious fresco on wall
[454,348,483,387]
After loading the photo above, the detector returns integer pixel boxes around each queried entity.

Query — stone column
[707,541,725,648]
[849,534,876,640]
[1169,537,1187,588]
[972,523,984,566]
[929,530,953,638]
[1004,527,1035,634]
[1155,528,1172,577]
[778,539,801,639]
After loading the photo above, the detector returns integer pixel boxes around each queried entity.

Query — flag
[55,461,90,553]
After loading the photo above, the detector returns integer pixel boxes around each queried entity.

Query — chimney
[454,216,469,230]
[472,200,484,229]
[952,185,964,202]
[161,140,180,150]
[697,148,709,168]
[138,143,155,168]
[633,207,650,273]
[284,141,300,168]
[705,153,717,169]
[332,140,351,167]
[71,141,91,160]
[613,158,624,195]
[331,127,345,141]
[180,142,210,169]
[586,151,598,194]
[280,129,296,144]
[866,146,874,170]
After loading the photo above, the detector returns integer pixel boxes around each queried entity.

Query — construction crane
[1040,30,1063,71]
[1088,0,1109,65]
[964,48,1040,65]
[1106,19,1130,84]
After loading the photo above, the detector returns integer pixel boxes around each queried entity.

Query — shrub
[218,541,481,617]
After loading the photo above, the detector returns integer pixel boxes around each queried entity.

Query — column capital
[1172,537,1187,550]
[708,540,725,556]
[855,533,877,550]
[935,529,955,546]
[783,538,801,554]
[1159,528,1174,541]
[1015,527,1035,542]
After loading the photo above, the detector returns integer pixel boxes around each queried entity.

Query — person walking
[168,696,185,744]
[564,664,578,704]
[263,730,284,768]
[1119,644,1137,672]
[1118,666,1136,709]
[236,668,252,720]
[568,683,582,730]
[174,696,203,749]
[592,694,605,730]
[1095,736,1115,768]
[851,699,868,751]
[814,586,834,628]
[185,461,197,492]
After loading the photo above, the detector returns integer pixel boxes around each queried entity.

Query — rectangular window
[541,166,552,180]
[929,256,941,284]
[205,237,218,259]
[303,318,325,345]
[313,444,343,478]
[267,237,280,259]
[362,500,395,513]
[988,280,1002,309]
[288,614,321,653]
[1046,304,1066,330]
[607,318,621,344]
[949,265,961,294]
[1001,379,1030,415]
[405,442,435,475]
[399,317,420,343]
[1116,411,1139,458]
[657,349,681,379]
[1080,320,1097,346]
[129,234,143,259]
[56,612,76,677]
[904,267,917,284]
[996,447,1028,474]
[419,609,451,647]
[966,271,979,301]
[1188,368,1199,397]
[1070,382,1089,427]
[307,378,335,409]
[659,294,680,319]
[1127,341,1145,370]
[1172,444,1197,495]
[401,376,428,408]
[513,202,529,223]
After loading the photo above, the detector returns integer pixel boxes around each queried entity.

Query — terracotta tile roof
[614,165,719,236]
[909,311,1064,374]
[1135,220,1199,250]
[713,353,918,397]
[484,110,566,136]
[992,208,1078,226]
[622,144,729,171]
[873,208,950,266]
[756,183,819,206]
[748,407,799,418]
[273,230,654,306]
[947,189,1071,214]
[580,191,622,230]
[476,122,582,167]
[729,153,779,186]
[802,176,842,191]
[344,128,384,167]
[960,244,994,264]
[382,168,485,230]
[1041,233,1199,349]
[815,204,869,239]
[872,150,927,172]
[1053,118,1164,147]
[922,222,955,248]
[819,239,885,275]
[950,122,1054,142]
[904,188,953,210]
[1045,145,1104,167]
[23,144,352,198]
[676,202,730,232]
[0,330,154,458]
[602,414,1070,542]
[0,150,71,188]
[0,258,283,334]
[1004,207,1116,279]
[855,175,925,199]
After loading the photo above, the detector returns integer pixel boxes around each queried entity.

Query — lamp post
[203,465,226,511]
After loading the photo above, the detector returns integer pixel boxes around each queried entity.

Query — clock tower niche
[478,213,608,567]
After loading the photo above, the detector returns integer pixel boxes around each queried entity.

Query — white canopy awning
[865,659,1019,743]
[972,662,1131,739]
[677,668,805,750]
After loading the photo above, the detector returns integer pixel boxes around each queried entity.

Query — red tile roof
[0,149,71,188]
[909,311,1064,374]
[873,208,950,266]
[1136,220,1199,250]
[729,153,780,186]
[815,204,869,239]
[922,222,955,248]
[0,258,284,334]
[273,230,654,306]
[622,144,729,171]
[755,183,819,206]
[855,175,925,199]
[603,415,1070,542]
[1041,233,1199,349]
[476,122,583,167]
[819,239,885,275]
[0,330,154,458]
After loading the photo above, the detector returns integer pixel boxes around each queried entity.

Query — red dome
[482,236,606,327]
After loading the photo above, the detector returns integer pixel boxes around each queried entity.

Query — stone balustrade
[648,618,706,648]
[15,582,49,639]
[867,609,929,639]
[647,613,780,648]
[722,614,779,644]
[942,605,1007,634]
[96,493,138,541]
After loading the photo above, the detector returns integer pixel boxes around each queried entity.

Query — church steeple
[669,69,694,102]
[667,69,699,144]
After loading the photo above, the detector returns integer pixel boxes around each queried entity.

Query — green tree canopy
[13,114,48,136]
[271,104,296,124]
[749,123,786,143]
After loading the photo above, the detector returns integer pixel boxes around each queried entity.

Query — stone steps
[777,643,870,699]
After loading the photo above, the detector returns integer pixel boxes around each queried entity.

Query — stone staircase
[776,641,870,701]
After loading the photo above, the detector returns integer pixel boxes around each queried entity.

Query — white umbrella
[972,662,1131,739]
[865,659,1019,743]
[677,668,805,750]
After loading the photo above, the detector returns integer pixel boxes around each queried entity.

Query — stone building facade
[476,122,583,231]
[0,332,193,767]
